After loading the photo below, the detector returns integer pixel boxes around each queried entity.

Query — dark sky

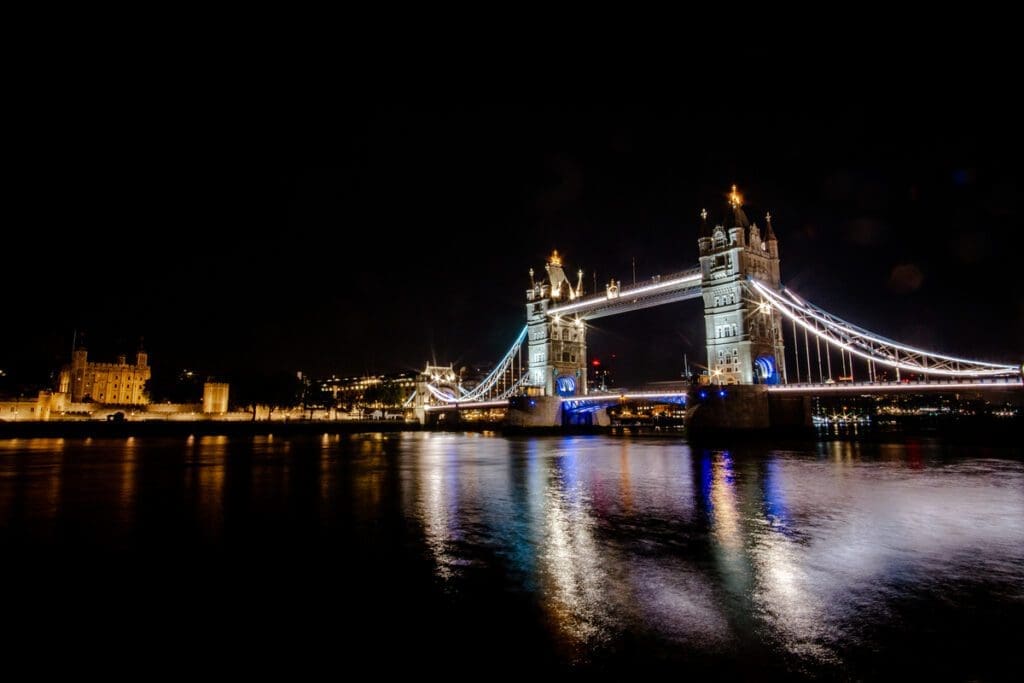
[5,99,1023,388]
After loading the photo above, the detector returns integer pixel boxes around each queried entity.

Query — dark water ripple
[1,433,1021,678]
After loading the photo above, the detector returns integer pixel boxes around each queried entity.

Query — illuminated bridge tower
[525,250,588,397]
[698,186,787,385]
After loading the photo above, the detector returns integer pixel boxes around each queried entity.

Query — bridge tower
[698,186,787,385]
[524,250,587,397]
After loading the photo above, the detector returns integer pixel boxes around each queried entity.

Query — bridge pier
[688,385,811,434]
[689,385,770,432]
[506,396,563,428]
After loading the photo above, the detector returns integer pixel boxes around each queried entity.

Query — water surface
[1,433,1021,678]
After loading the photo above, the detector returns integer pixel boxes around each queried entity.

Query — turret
[136,338,148,368]
[765,211,779,259]
[697,208,713,255]
[749,222,761,247]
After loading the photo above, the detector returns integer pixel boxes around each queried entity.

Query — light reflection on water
[0,433,1022,674]
[401,435,1024,669]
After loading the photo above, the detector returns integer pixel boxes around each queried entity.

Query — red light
[592,359,601,367]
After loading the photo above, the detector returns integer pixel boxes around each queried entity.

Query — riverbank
[0,419,421,439]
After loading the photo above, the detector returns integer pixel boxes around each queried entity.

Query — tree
[363,379,402,408]
[232,371,302,420]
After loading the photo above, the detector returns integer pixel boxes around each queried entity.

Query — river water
[1,433,1021,678]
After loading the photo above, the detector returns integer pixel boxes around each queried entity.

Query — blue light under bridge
[561,391,689,416]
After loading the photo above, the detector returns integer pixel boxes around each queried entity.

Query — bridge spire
[725,184,750,229]
[700,207,710,237]
[728,184,742,208]
[765,211,777,241]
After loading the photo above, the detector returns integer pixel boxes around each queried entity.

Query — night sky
[6,100,1023,389]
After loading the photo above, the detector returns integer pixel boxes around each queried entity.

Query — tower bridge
[414,186,1022,428]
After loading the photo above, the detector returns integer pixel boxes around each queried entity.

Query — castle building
[698,186,787,385]
[58,347,151,404]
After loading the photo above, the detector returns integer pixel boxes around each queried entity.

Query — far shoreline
[0,415,1021,447]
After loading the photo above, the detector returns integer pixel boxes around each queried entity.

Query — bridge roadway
[547,267,702,320]
[421,377,1021,413]
[421,387,690,413]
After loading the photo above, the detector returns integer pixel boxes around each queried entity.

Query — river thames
[1,432,1021,678]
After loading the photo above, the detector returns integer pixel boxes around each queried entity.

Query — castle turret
[69,347,88,401]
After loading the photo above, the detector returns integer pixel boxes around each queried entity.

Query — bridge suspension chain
[748,279,1019,378]
[424,325,529,404]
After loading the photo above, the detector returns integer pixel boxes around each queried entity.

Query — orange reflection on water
[186,435,227,540]
[709,451,742,552]
[119,437,137,523]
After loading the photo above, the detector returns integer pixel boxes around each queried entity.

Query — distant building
[58,347,151,405]
[316,371,416,406]
[203,382,230,414]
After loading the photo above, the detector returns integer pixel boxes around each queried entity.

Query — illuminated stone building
[58,347,151,404]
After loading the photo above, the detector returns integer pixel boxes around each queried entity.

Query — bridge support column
[688,385,813,434]
[413,376,428,425]
[688,385,771,433]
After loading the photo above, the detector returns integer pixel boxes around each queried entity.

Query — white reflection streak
[752,527,831,661]
[539,452,610,648]
[419,438,458,580]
